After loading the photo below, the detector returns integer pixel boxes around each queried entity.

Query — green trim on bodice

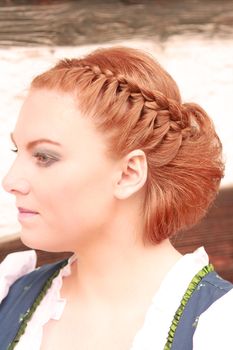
[163,263,214,350]
[7,260,214,350]
[8,259,68,350]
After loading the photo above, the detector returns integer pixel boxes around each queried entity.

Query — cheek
[20,165,114,252]
[43,162,114,237]
[67,173,113,223]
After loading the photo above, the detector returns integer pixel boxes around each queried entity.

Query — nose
[2,166,30,196]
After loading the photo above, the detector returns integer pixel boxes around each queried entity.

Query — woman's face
[2,89,117,252]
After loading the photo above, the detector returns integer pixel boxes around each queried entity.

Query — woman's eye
[33,152,56,166]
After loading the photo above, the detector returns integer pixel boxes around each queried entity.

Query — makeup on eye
[32,149,61,166]
[9,134,63,166]
[10,144,61,167]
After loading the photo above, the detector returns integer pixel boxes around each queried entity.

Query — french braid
[31,47,223,243]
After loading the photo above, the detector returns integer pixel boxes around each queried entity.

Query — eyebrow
[10,132,62,149]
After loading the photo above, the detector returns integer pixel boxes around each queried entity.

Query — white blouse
[0,247,232,349]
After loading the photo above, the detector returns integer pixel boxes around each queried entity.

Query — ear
[114,149,148,200]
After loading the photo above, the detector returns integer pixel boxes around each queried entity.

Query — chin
[19,229,70,253]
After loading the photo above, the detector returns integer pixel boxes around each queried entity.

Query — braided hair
[31,47,224,244]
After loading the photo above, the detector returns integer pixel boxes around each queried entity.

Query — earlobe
[114,150,148,200]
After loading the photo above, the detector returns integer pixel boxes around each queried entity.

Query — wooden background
[0,0,233,46]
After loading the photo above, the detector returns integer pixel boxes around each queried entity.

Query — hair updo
[31,47,224,244]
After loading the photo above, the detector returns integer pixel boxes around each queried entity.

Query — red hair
[31,47,224,243]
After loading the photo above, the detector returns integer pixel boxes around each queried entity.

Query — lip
[18,207,39,214]
[17,207,39,222]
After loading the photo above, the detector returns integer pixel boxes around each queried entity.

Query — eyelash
[11,148,56,167]
[11,147,17,153]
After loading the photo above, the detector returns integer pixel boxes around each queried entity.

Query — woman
[0,46,232,350]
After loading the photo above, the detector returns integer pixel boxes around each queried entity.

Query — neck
[61,199,182,306]
[62,233,182,307]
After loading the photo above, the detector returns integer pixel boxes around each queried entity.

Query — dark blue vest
[0,259,232,350]
[0,258,68,350]
[164,268,233,349]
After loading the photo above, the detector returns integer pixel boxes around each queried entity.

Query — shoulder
[193,284,233,349]
[0,250,37,303]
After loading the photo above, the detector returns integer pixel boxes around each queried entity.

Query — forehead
[14,89,106,152]
[17,89,80,133]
